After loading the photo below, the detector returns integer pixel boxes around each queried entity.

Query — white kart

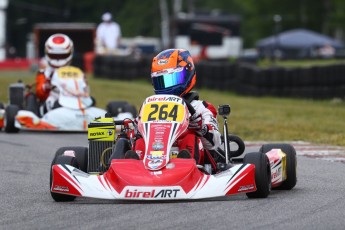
[2,66,135,132]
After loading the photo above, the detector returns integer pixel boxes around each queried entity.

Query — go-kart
[0,66,136,132]
[50,94,297,201]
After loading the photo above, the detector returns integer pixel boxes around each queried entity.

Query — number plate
[141,102,185,122]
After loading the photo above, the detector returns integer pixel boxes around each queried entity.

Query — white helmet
[45,33,74,68]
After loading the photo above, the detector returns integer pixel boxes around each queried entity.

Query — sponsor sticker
[63,150,76,157]
[166,163,175,169]
[124,187,181,199]
[152,141,164,150]
[148,159,163,169]
[238,184,255,192]
[158,59,168,65]
[150,151,163,157]
[53,185,70,192]
[150,171,163,175]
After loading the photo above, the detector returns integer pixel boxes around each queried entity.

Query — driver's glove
[42,80,51,92]
[189,113,208,136]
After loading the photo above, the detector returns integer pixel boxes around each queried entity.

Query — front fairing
[137,94,189,170]
[15,107,106,131]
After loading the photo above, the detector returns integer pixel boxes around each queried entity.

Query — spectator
[318,44,335,59]
[95,12,122,54]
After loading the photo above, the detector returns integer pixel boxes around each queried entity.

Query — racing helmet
[45,33,74,68]
[151,49,196,97]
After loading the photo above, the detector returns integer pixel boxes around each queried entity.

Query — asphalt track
[1,132,345,230]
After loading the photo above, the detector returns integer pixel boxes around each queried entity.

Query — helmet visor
[152,68,187,91]
[47,52,71,60]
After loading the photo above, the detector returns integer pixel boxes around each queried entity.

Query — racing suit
[35,66,59,113]
[133,92,222,165]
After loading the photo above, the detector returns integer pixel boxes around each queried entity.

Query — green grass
[258,58,345,68]
[1,70,345,146]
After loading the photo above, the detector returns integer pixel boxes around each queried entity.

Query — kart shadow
[67,195,249,205]
[59,189,303,205]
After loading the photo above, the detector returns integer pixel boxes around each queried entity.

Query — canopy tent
[256,28,344,59]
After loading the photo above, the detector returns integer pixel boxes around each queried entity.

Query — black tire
[123,104,137,117]
[50,155,79,202]
[108,138,131,165]
[244,152,271,198]
[259,143,297,190]
[0,102,4,131]
[106,101,129,117]
[91,96,96,106]
[52,100,62,110]
[9,83,25,109]
[4,105,19,133]
[26,93,39,115]
[53,146,89,172]
[221,134,245,158]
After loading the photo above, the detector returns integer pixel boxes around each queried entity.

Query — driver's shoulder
[183,91,199,103]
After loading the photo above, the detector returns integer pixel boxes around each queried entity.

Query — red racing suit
[35,66,55,102]
[133,92,222,165]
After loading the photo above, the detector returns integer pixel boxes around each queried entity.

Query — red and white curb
[245,141,345,164]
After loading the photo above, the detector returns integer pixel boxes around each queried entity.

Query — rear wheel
[260,143,297,190]
[9,83,25,109]
[123,104,137,117]
[50,155,79,202]
[221,134,245,158]
[106,101,129,117]
[244,152,271,198]
[4,105,19,133]
[26,94,39,115]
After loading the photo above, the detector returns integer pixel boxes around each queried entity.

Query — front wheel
[53,146,89,172]
[244,152,271,198]
[4,105,19,133]
[0,102,4,131]
[260,143,297,190]
[50,155,79,202]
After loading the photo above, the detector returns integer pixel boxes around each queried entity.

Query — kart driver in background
[35,33,74,114]
[126,48,222,165]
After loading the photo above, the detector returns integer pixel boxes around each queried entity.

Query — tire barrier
[93,55,345,99]
[93,55,152,81]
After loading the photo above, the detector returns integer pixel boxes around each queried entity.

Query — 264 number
[147,104,178,121]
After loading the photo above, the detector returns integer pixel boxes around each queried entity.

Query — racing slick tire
[26,93,39,115]
[244,152,271,198]
[259,143,297,190]
[4,105,19,133]
[106,101,129,117]
[9,83,25,109]
[123,104,137,117]
[221,134,245,158]
[50,155,79,202]
[53,146,89,172]
[107,138,132,165]
[0,102,4,131]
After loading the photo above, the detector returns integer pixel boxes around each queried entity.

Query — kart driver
[35,33,74,114]
[127,48,222,165]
